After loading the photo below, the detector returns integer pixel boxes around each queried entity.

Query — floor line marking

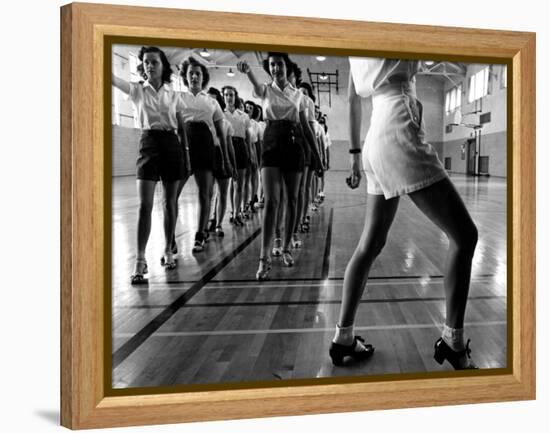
[111,228,261,369]
[131,276,498,291]
[114,321,506,338]
[114,295,505,309]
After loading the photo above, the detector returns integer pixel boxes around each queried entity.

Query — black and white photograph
[110,43,508,389]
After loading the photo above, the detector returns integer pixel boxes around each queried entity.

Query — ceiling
[113,44,467,86]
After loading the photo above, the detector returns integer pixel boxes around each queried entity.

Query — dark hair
[207,87,225,110]
[221,86,239,108]
[179,56,210,89]
[244,100,258,115]
[298,82,315,102]
[289,62,302,84]
[255,103,263,121]
[236,97,245,110]
[137,46,172,84]
[246,102,261,120]
[262,52,293,78]
[318,116,328,132]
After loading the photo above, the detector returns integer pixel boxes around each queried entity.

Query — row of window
[445,65,507,115]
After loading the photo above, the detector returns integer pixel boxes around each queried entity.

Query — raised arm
[236,60,263,97]
[347,70,363,189]
[112,73,131,95]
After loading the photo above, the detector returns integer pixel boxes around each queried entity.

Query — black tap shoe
[329,336,375,366]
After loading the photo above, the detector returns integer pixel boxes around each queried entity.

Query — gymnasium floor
[111,171,507,389]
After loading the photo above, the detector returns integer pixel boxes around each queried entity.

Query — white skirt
[363,81,447,199]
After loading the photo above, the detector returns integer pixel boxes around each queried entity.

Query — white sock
[442,325,477,368]
[333,324,354,345]
[442,325,465,352]
[333,325,368,352]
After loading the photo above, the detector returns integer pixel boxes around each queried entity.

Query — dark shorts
[136,130,186,182]
[262,120,305,172]
[187,122,216,170]
[232,136,248,170]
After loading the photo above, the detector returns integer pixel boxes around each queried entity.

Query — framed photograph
[61,2,535,429]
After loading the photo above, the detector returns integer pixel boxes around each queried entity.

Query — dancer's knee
[138,201,153,216]
[356,235,387,262]
[454,221,478,256]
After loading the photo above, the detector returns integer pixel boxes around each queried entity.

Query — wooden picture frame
[61,2,536,429]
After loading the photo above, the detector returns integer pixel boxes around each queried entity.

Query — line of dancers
[112,47,330,285]
[113,47,479,370]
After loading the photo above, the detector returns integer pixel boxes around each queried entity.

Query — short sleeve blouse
[254,82,306,122]
[128,81,183,130]
[224,109,250,139]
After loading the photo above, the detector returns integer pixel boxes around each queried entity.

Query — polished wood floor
[111,172,507,389]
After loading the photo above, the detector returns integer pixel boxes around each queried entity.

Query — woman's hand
[237,60,250,74]
[347,153,362,189]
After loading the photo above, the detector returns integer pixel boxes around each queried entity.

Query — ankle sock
[333,324,354,345]
[442,325,465,352]
[333,324,369,353]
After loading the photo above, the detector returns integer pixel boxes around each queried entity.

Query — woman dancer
[222,86,251,227]
[329,57,478,370]
[297,82,317,234]
[207,86,236,237]
[112,46,187,283]
[244,100,262,215]
[178,57,230,252]
[237,53,322,280]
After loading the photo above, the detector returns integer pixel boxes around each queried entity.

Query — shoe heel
[329,348,344,367]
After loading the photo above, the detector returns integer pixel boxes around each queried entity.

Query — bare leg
[136,179,157,259]
[275,183,285,238]
[281,170,302,251]
[294,166,308,233]
[216,178,230,227]
[171,175,190,249]
[233,169,246,222]
[260,167,282,258]
[229,179,235,216]
[194,170,215,234]
[251,168,259,207]
[243,167,251,212]
[338,194,400,327]
[161,181,180,255]
[302,167,314,229]
[408,177,478,329]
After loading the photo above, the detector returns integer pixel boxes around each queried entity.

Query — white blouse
[348,58,420,98]
[247,119,261,143]
[128,81,184,130]
[254,81,306,122]
[178,90,224,140]
[224,109,250,139]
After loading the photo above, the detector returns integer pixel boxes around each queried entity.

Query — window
[445,84,462,115]
[501,65,507,88]
[129,52,141,82]
[468,67,489,103]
